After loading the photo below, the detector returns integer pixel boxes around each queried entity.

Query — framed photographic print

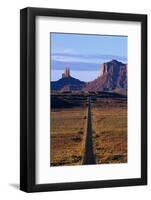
[20,7,147,192]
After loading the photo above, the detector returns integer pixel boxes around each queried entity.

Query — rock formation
[51,68,86,92]
[62,68,70,78]
[85,60,127,92]
[51,60,127,95]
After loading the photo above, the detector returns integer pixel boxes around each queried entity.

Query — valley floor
[50,94,127,166]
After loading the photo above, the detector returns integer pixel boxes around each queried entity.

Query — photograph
[50,32,128,167]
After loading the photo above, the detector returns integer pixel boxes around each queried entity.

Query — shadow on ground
[9,183,19,190]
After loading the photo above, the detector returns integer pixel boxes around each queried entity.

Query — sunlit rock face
[85,60,127,93]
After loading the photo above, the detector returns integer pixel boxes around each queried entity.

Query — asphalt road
[83,96,96,165]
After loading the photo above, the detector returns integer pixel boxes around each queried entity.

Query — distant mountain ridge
[51,60,127,95]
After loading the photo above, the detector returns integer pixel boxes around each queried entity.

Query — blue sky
[50,33,127,82]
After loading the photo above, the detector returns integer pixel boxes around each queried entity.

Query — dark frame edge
[26,178,145,193]
[20,7,36,192]
[141,14,148,185]
[23,7,147,21]
[20,8,28,192]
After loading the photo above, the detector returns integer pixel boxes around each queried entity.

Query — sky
[50,33,128,82]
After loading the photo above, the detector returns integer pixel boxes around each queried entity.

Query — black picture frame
[20,7,147,192]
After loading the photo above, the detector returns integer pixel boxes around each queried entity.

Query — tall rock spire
[62,67,70,78]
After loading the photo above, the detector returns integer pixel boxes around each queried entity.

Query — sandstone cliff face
[85,60,127,92]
